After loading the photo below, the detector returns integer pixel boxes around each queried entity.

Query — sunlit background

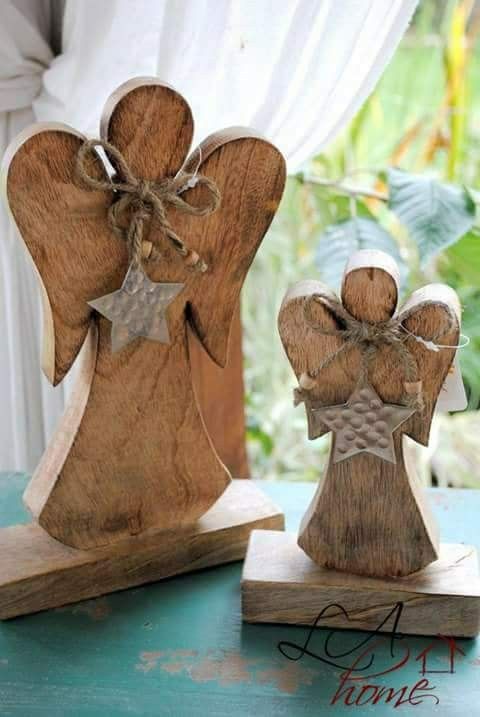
[244,0,480,486]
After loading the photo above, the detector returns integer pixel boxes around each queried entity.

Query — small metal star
[310,384,415,464]
[88,262,184,351]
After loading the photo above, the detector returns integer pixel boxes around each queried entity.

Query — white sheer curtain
[0,0,418,472]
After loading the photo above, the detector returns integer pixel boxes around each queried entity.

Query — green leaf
[246,419,274,457]
[387,168,475,263]
[445,231,480,286]
[455,286,480,410]
[315,217,405,289]
[466,186,480,206]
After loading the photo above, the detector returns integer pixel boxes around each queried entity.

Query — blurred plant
[243,0,480,486]
[306,167,476,288]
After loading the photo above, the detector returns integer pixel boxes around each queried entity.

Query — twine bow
[296,294,457,412]
[75,139,221,272]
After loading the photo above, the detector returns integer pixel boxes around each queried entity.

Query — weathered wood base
[241,530,480,637]
[0,481,283,619]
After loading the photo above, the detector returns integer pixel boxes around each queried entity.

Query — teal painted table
[0,473,479,716]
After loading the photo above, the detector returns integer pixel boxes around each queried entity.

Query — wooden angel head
[3,78,286,549]
[278,250,461,577]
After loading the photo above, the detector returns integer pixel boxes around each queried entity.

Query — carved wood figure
[278,250,461,578]
[242,249,480,637]
[1,77,286,588]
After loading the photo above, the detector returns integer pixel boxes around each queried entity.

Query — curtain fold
[0,1,65,472]
[0,0,418,471]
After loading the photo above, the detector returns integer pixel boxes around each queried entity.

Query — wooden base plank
[0,481,284,619]
[241,530,480,637]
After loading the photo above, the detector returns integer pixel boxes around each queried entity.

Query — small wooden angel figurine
[278,250,461,578]
[3,78,286,551]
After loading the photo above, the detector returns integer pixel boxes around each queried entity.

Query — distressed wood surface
[0,480,283,620]
[4,78,286,549]
[242,530,480,637]
[0,474,479,717]
[278,250,460,577]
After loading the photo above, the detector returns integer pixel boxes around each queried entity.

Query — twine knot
[344,319,401,347]
[75,138,221,272]
[136,179,151,202]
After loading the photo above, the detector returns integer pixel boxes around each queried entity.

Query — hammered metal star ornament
[311,384,415,464]
[89,262,184,351]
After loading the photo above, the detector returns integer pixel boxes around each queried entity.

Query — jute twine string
[75,139,221,272]
[295,294,457,411]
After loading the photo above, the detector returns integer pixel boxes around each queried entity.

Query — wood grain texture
[0,481,283,620]
[4,78,286,548]
[189,308,250,478]
[278,250,460,577]
[242,530,480,637]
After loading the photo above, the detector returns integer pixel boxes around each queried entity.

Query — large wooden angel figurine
[0,78,285,618]
[242,250,480,637]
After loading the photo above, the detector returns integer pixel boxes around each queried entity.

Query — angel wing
[3,123,119,384]
[397,283,460,445]
[175,130,286,365]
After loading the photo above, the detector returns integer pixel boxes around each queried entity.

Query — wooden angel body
[4,78,286,550]
[278,250,461,578]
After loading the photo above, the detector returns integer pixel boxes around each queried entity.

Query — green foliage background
[242,0,480,486]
